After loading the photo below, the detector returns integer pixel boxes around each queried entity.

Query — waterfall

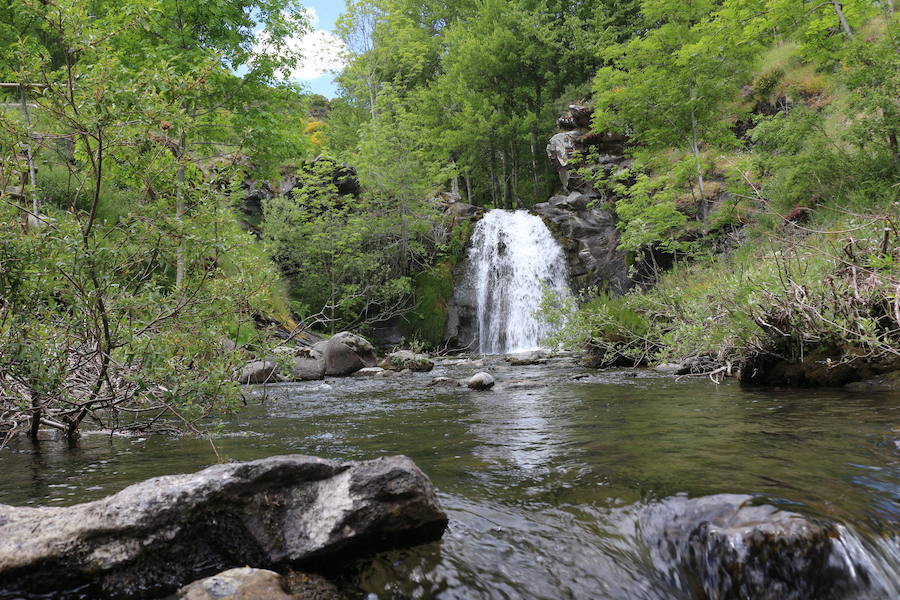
[466,209,570,354]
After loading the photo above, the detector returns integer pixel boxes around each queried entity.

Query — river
[1,356,898,599]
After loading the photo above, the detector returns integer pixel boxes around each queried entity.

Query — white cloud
[255,7,347,81]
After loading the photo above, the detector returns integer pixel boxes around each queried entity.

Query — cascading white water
[467,209,570,354]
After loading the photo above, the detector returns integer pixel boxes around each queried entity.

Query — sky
[286,1,347,98]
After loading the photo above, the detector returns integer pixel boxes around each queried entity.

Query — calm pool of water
[1,357,898,598]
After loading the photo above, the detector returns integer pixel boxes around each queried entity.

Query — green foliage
[263,155,442,333]
[401,262,455,349]
[0,0,314,442]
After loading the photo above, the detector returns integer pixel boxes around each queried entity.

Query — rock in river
[641,494,860,600]
[238,360,279,384]
[467,372,495,390]
[313,331,378,377]
[292,347,326,381]
[0,455,448,599]
[178,567,294,600]
[505,350,549,366]
[381,350,434,372]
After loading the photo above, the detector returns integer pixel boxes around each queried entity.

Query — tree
[592,0,761,227]
[0,0,307,444]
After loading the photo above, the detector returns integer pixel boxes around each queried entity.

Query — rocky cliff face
[538,105,633,294]
[532,192,630,294]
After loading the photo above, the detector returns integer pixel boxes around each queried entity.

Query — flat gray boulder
[331,332,378,367]
[0,455,447,599]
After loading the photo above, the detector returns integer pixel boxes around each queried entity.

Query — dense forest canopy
[1,0,898,443]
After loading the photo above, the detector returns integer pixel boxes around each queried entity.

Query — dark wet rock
[742,350,899,387]
[238,360,278,384]
[292,348,326,381]
[467,372,495,390]
[178,568,294,600]
[427,377,461,388]
[0,455,447,599]
[532,193,630,294]
[313,332,377,377]
[641,494,859,600]
[546,104,628,198]
[444,270,479,352]
[381,350,434,372]
[844,369,900,392]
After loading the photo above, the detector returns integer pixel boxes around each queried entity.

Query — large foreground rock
[0,455,447,599]
[641,494,863,600]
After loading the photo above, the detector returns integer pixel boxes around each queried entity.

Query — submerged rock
[178,568,293,600]
[641,494,860,600]
[844,369,900,392]
[427,377,460,388]
[0,455,447,599]
[238,360,278,384]
[381,350,434,372]
[467,372,495,390]
[284,571,348,600]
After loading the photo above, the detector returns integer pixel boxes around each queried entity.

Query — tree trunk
[465,172,473,205]
[530,133,540,204]
[29,396,42,441]
[450,160,460,198]
[489,148,499,207]
[690,107,709,231]
[511,141,520,208]
[19,86,39,222]
[175,133,187,286]
[831,1,854,38]
[500,147,511,209]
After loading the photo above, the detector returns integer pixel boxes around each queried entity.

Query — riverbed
[1,356,898,599]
